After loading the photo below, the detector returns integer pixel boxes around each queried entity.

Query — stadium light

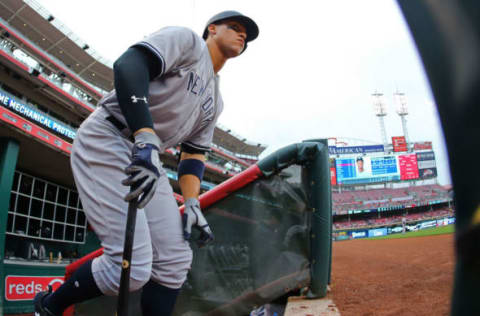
[394,92,408,115]
[371,91,389,149]
[393,91,410,148]
[371,91,387,116]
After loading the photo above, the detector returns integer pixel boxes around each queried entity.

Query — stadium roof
[214,123,267,157]
[0,0,267,157]
[0,0,113,92]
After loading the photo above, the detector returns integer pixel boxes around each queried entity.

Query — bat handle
[117,198,138,316]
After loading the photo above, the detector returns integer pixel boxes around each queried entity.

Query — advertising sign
[5,276,64,301]
[330,167,337,186]
[0,90,76,139]
[0,107,72,154]
[437,218,450,226]
[392,136,408,152]
[417,151,435,161]
[329,158,337,185]
[414,141,433,150]
[398,154,419,180]
[389,226,404,234]
[329,145,384,155]
[416,151,437,179]
[336,155,400,185]
[418,220,437,230]
[419,168,437,178]
[350,230,367,239]
[368,228,388,237]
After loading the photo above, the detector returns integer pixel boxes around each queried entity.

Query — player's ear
[207,24,217,37]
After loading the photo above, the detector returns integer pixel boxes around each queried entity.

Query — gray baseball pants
[70,107,192,295]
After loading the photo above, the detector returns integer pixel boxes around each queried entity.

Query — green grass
[368,224,455,240]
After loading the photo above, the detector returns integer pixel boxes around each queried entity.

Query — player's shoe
[33,286,57,316]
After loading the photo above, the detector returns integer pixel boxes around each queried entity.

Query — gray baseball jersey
[99,26,224,152]
[70,26,223,294]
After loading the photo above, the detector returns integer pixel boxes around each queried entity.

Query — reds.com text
[5,276,64,301]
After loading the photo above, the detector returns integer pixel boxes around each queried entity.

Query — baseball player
[34,10,259,316]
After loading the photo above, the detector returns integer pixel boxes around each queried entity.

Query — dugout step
[284,296,340,316]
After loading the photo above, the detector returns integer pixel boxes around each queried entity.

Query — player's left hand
[182,198,214,247]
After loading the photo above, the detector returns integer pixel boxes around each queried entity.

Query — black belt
[105,115,126,130]
[105,115,134,142]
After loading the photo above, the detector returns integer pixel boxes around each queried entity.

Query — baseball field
[330,226,454,315]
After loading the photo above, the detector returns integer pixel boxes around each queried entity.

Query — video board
[335,153,422,185]
[336,155,400,185]
[398,154,419,180]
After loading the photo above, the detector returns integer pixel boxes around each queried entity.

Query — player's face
[214,21,247,57]
[357,160,364,171]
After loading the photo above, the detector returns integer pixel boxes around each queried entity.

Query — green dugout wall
[0,138,19,315]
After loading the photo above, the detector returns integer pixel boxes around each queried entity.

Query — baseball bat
[117,197,138,316]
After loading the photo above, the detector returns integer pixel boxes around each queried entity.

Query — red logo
[392,136,408,152]
[330,167,337,186]
[5,276,64,301]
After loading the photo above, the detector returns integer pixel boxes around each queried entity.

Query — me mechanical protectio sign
[5,275,64,301]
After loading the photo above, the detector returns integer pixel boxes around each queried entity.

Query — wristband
[178,159,205,181]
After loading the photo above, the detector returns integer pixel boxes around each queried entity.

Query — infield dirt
[331,233,454,316]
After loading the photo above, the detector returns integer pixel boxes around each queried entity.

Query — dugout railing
[62,139,332,316]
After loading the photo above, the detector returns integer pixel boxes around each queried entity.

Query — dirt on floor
[330,233,455,316]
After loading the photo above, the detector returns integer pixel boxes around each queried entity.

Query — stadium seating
[332,185,451,215]
[333,207,454,230]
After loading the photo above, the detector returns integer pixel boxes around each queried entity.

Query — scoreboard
[336,156,401,185]
[333,152,426,185]
[398,154,419,180]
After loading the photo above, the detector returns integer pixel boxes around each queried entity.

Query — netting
[174,166,311,315]
[72,166,313,316]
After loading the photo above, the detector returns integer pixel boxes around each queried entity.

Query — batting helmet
[202,10,259,52]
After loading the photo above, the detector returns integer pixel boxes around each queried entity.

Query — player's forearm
[133,127,155,136]
[179,174,201,200]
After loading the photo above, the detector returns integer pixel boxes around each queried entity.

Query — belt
[105,115,134,142]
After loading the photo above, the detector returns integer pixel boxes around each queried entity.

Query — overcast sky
[36,0,451,185]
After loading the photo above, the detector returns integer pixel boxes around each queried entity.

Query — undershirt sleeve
[113,46,162,133]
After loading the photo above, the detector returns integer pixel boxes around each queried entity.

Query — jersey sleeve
[132,26,201,77]
[181,122,216,153]
[182,99,224,153]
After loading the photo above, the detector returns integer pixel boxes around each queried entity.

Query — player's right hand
[122,131,162,209]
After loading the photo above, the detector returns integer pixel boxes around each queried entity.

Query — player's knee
[129,255,153,291]
[151,248,192,288]
[128,272,151,292]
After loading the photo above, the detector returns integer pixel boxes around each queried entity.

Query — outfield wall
[334,217,455,240]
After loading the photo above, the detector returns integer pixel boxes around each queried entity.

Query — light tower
[371,91,389,149]
[393,91,410,149]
